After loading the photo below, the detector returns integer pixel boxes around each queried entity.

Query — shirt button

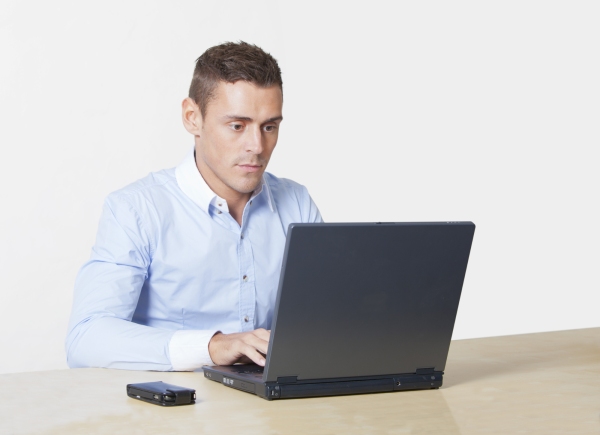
[241,233,244,239]
[217,210,222,214]
[250,200,253,205]
[243,275,248,282]
[218,203,222,207]
[244,316,249,322]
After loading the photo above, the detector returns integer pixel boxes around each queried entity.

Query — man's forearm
[66,316,175,371]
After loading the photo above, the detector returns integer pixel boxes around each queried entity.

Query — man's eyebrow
[222,115,283,123]
[223,115,253,122]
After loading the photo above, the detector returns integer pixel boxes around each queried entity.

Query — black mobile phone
[126,381,196,406]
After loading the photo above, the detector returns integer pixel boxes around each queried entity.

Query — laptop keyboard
[231,366,264,375]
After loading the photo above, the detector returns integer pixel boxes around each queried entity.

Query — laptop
[203,222,475,400]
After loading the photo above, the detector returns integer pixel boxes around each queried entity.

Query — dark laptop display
[203,222,475,400]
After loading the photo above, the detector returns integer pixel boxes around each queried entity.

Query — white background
[0,1,598,374]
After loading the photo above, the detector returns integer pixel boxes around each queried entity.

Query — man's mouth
[237,164,262,173]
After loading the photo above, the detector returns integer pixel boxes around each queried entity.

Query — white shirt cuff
[168,329,219,371]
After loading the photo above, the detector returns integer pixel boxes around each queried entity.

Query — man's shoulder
[106,168,177,205]
[263,172,308,195]
[263,172,321,222]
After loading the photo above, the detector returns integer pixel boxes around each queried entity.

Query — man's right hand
[208,329,271,366]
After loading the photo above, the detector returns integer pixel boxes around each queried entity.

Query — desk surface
[1,328,599,434]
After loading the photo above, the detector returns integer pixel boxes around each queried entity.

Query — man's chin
[231,176,263,195]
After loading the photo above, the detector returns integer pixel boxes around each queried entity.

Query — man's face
[191,80,283,199]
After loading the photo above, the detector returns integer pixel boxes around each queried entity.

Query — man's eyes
[228,124,278,132]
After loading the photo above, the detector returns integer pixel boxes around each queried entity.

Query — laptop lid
[262,222,475,382]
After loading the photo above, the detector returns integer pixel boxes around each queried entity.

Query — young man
[66,42,322,371]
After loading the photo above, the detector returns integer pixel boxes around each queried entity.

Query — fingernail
[260,358,266,366]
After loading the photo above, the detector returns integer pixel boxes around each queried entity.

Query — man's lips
[237,164,262,173]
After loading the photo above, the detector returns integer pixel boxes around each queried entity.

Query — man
[65,42,322,371]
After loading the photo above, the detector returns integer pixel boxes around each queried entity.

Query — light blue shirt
[66,149,322,370]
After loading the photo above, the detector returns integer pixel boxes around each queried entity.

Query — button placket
[238,228,255,331]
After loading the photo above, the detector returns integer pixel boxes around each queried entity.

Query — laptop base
[203,365,443,401]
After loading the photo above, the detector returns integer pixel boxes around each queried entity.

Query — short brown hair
[189,41,283,118]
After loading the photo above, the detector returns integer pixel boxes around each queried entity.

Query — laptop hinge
[415,367,435,375]
[276,376,298,383]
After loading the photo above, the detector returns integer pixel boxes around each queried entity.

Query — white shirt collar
[175,147,275,214]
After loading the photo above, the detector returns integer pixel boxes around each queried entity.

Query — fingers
[237,355,253,365]
[247,330,270,355]
[240,332,269,365]
[252,328,271,342]
[241,344,267,366]
[209,329,272,366]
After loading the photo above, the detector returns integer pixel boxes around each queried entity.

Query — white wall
[1,1,598,374]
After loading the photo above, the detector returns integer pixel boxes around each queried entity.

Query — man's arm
[66,193,271,370]
[65,194,179,370]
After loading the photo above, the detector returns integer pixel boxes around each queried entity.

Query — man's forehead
[214,80,282,101]
[207,80,283,119]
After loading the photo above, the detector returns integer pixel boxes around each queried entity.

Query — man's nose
[245,126,264,154]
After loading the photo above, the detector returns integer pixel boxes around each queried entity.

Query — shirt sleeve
[168,330,220,370]
[65,194,176,370]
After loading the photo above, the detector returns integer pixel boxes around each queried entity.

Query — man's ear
[182,97,203,135]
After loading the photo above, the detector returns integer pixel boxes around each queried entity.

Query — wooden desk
[1,328,599,434]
